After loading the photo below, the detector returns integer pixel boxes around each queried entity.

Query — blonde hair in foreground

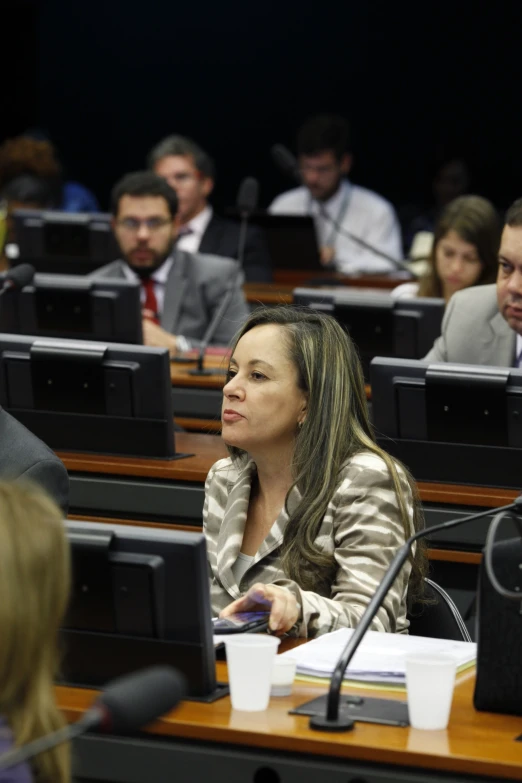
[0,481,70,783]
[227,306,427,600]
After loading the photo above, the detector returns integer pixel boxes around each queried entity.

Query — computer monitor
[0,334,176,458]
[0,273,142,344]
[250,214,321,270]
[62,520,224,701]
[371,357,522,488]
[293,288,445,378]
[11,209,117,275]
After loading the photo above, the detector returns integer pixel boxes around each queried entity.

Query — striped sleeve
[273,453,415,637]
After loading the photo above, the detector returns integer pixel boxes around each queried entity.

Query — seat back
[408,578,471,642]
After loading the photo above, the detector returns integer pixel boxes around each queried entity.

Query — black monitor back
[0,334,175,458]
[12,209,118,275]
[0,273,142,344]
[371,357,522,488]
[249,214,321,270]
[293,288,444,378]
[62,521,220,700]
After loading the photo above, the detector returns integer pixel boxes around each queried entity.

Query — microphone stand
[0,710,100,772]
[301,498,522,732]
[317,204,413,275]
[188,280,237,377]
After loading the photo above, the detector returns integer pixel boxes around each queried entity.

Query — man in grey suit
[425,196,522,367]
[0,407,69,512]
[92,171,249,353]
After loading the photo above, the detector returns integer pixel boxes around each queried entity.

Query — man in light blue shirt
[269,114,402,276]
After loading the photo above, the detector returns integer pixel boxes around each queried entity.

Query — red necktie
[141,278,159,324]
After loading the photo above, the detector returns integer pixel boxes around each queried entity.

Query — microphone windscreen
[96,666,187,733]
[4,263,35,289]
[236,177,259,213]
[271,144,300,183]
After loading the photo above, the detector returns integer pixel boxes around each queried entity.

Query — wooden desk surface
[59,432,520,509]
[270,271,409,289]
[170,356,227,387]
[58,432,228,481]
[56,656,522,780]
[244,278,404,305]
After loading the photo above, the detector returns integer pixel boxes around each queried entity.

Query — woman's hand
[220,583,299,635]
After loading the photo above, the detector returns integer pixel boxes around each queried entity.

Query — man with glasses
[269,115,402,275]
[91,171,249,353]
[148,135,272,283]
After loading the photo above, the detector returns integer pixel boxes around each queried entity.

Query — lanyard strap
[308,182,352,246]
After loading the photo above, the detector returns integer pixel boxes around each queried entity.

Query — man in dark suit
[148,135,272,283]
[0,407,69,512]
[90,171,249,353]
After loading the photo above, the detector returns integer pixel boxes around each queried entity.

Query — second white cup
[405,653,457,730]
[225,635,281,711]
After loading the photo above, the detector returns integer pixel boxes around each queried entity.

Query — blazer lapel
[216,459,256,597]
[254,483,302,563]
[483,311,517,366]
[160,251,189,334]
[199,215,224,256]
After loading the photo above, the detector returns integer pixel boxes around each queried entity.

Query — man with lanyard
[269,114,402,275]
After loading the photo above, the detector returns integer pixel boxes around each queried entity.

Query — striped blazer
[203,450,416,638]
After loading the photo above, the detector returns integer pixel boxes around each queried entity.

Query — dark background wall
[4,1,522,213]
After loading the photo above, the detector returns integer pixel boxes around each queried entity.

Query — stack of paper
[281,628,476,686]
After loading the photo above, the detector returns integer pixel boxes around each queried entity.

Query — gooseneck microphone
[305,495,522,732]
[0,263,35,295]
[270,144,412,274]
[0,666,186,772]
[236,176,260,269]
[188,269,239,377]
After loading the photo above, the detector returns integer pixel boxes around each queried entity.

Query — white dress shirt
[120,257,173,315]
[517,334,522,368]
[176,205,213,253]
[269,180,403,276]
[390,281,420,300]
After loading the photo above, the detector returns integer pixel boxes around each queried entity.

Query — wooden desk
[243,276,409,305]
[57,658,522,782]
[59,433,227,523]
[271,270,411,288]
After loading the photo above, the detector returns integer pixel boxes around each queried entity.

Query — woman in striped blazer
[204,306,426,638]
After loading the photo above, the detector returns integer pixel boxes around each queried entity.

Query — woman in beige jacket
[204,306,426,638]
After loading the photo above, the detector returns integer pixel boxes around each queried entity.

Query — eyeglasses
[167,172,201,185]
[299,162,340,176]
[116,217,172,232]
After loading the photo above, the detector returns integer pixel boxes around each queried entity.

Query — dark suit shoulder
[0,408,69,512]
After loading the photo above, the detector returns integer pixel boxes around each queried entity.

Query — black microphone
[0,666,186,772]
[270,144,412,275]
[236,176,259,270]
[0,263,35,295]
[304,495,522,732]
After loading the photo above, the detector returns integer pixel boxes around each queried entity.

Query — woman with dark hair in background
[204,306,427,638]
[393,195,500,301]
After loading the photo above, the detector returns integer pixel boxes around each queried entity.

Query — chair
[408,578,471,642]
